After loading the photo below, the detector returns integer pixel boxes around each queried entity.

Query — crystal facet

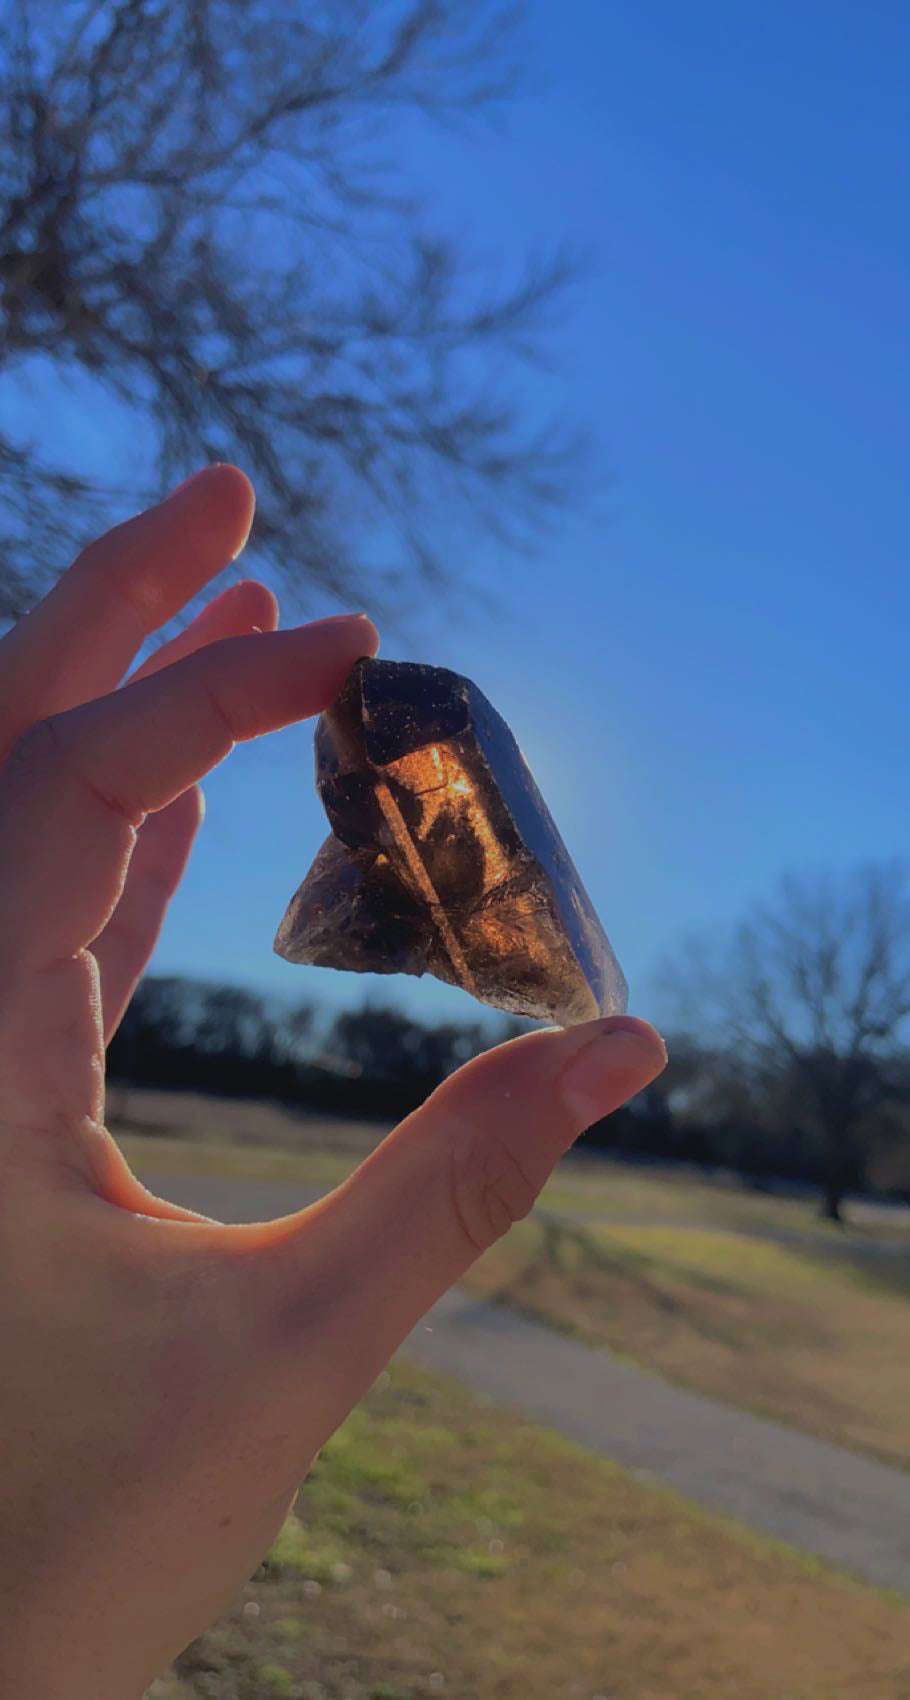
[274,659,628,1026]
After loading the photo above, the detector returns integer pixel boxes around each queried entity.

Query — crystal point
[274,659,628,1026]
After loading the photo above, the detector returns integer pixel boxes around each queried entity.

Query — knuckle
[5,713,138,826]
[200,678,236,747]
[448,1126,540,1254]
[6,713,66,780]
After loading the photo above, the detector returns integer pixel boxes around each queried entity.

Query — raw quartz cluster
[274,658,628,1027]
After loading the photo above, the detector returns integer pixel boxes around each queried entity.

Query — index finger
[0,466,255,755]
[0,614,379,967]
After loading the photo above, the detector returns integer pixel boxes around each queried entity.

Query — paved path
[139,1171,328,1223]
[407,1290,910,1594]
[139,1169,910,1595]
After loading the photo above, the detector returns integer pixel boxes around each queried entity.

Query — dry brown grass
[147,1360,910,1700]
[464,1219,910,1469]
[110,1085,389,1159]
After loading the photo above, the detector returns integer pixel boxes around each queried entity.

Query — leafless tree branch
[665,862,910,1220]
[0,0,581,617]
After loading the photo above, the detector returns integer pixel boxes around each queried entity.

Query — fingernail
[600,1015,667,1060]
[561,1018,667,1124]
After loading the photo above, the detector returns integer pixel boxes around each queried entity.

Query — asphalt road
[139,1168,910,1595]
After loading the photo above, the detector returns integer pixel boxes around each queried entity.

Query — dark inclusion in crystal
[274,659,628,1026]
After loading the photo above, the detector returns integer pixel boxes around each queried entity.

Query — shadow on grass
[487,1217,761,1355]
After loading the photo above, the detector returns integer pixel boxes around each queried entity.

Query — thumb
[273,1017,666,1424]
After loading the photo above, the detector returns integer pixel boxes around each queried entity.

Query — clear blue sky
[152,0,909,1032]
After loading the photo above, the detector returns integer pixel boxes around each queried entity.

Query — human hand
[0,466,667,1699]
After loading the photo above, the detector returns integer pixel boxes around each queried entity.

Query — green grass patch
[266,1515,351,1585]
[156,1359,910,1700]
[254,1662,295,1696]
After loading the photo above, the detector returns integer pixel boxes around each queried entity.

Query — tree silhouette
[192,985,274,1062]
[0,1,578,617]
[107,974,494,1116]
[327,1002,486,1090]
[670,863,910,1221]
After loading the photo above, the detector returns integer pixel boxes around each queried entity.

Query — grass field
[463,1216,910,1470]
[112,1087,910,1240]
[111,1086,389,1173]
[146,1359,910,1700]
[114,1090,910,1468]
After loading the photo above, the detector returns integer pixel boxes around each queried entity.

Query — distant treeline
[107,975,501,1122]
[108,975,910,1203]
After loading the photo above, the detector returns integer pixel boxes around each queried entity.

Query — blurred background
[2,4,909,1698]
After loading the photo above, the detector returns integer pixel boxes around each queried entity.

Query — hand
[0,466,667,1699]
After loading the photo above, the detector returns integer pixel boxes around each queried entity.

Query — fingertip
[353,611,381,657]
[166,461,253,509]
[428,1013,665,1121]
[433,1013,667,1142]
[216,465,256,559]
[228,579,280,632]
[310,611,380,657]
[165,463,255,560]
[162,781,206,834]
[597,1014,668,1069]
[559,1016,667,1128]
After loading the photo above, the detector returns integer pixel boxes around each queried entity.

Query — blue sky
[151,0,909,1033]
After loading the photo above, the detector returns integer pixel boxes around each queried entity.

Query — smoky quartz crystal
[274,658,627,1026]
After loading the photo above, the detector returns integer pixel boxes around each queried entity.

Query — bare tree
[670,863,910,1221]
[0,1,578,618]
